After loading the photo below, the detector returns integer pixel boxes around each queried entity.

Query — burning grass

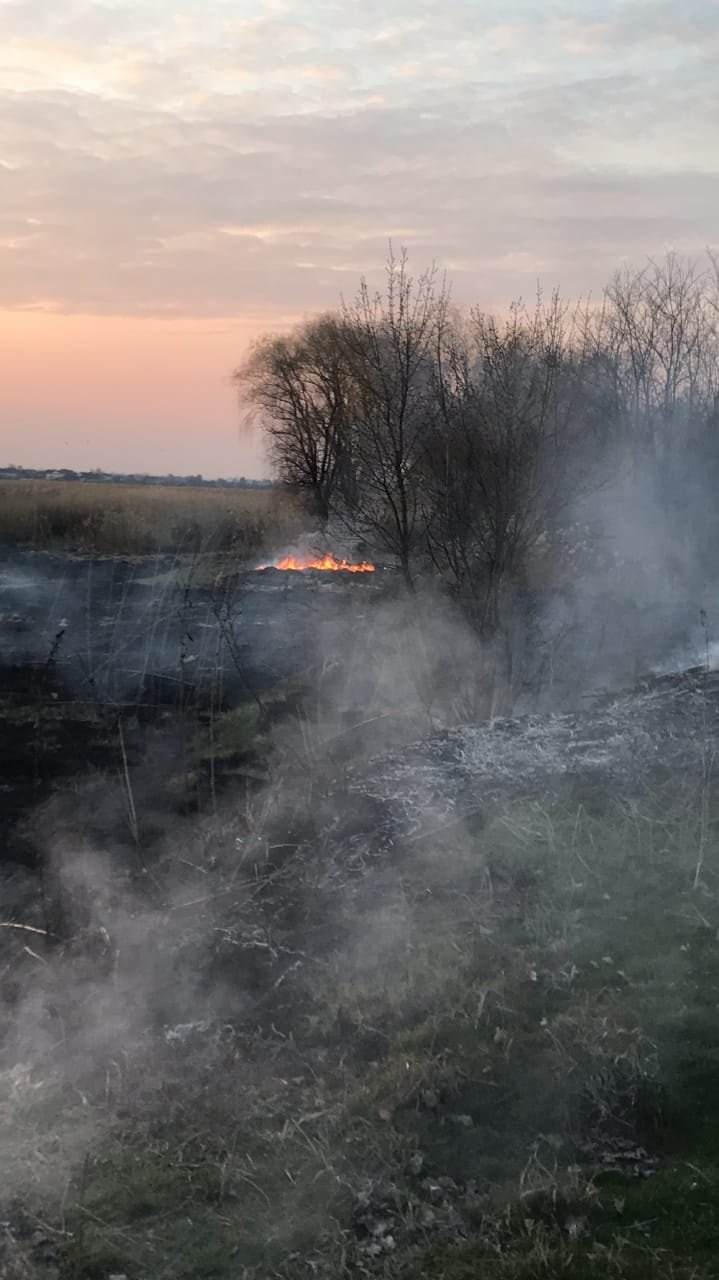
[259,553,376,573]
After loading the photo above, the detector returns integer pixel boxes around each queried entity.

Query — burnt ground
[0,663,718,1277]
[0,549,387,862]
[2,547,719,1279]
[1,545,713,858]
[0,547,386,701]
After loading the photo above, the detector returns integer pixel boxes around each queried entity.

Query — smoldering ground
[0,583,498,1272]
[1,501,719,1277]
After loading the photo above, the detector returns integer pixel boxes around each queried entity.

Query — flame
[260,553,375,573]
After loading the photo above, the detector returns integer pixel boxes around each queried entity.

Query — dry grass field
[0,478,305,558]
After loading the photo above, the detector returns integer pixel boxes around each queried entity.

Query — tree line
[235,249,719,636]
[0,467,273,489]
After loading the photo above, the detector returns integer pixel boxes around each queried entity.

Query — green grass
[193,703,264,762]
[405,1158,719,1278]
[3,762,718,1278]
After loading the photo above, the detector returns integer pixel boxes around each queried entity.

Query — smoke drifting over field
[2,259,719,1277]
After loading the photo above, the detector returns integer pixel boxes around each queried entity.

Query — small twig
[320,705,423,747]
[408,808,483,845]
[24,1209,73,1240]
[234,1171,271,1206]
[693,676,714,889]
[117,715,139,845]
[0,922,47,935]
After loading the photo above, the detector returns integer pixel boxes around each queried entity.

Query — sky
[1,0,717,478]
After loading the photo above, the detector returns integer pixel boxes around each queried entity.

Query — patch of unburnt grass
[387,773,719,1276]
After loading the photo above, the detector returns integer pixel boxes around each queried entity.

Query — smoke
[520,438,719,704]
[0,575,487,1151]
[1,482,718,1272]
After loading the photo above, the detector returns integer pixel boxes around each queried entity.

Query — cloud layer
[1,0,717,318]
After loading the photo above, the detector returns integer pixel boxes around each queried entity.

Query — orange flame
[261,553,375,573]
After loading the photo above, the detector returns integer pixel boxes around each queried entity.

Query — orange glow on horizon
[0,309,281,477]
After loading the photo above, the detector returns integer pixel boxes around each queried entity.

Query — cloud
[0,0,716,318]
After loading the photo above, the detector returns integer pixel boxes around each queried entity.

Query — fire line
[259,553,375,573]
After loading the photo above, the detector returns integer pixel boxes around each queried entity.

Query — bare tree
[601,252,719,461]
[233,314,353,526]
[336,249,450,588]
[234,249,719,628]
[424,293,592,637]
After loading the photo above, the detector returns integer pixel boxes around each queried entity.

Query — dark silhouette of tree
[234,314,352,526]
[336,249,450,588]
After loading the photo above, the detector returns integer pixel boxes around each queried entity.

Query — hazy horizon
[2,0,717,477]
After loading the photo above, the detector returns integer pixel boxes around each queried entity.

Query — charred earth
[1,546,719,1278]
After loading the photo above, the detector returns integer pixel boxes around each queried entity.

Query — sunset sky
[1,0,717,478]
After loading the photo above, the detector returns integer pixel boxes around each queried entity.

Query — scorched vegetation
[1,249,719,1279]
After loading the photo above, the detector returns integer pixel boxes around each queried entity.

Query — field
[0,479,304,558]
[1,484,719,1279]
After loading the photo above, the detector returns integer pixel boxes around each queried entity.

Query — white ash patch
[352,671,719,830]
